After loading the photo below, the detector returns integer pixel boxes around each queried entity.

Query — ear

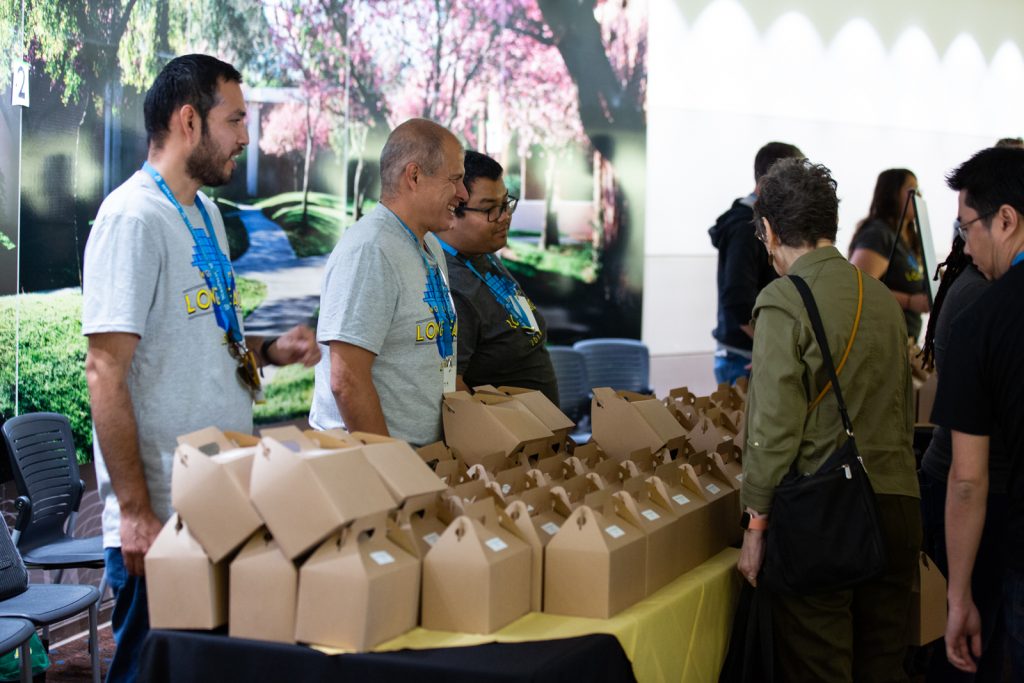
[761,217,778,247]
[993,204,1021,244]
[402,162,420,192]
[176,104,203,146]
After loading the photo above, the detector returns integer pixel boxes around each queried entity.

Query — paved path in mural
[231,207,327,337]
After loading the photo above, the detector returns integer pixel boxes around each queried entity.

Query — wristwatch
[740,511,769,531]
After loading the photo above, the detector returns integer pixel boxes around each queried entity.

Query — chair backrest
[572,338,651,394]
[0,523,28,601]
[547,346,589,422]
[1,413,82,551]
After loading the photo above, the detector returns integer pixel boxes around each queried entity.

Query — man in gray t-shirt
[82,56,318,683]
[310,119,467,445]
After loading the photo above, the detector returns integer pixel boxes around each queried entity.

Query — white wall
[644,0,1024,393]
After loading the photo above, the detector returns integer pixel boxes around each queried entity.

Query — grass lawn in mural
[0,278,267,463]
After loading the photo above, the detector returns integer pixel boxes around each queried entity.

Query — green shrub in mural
[0,279,267,462]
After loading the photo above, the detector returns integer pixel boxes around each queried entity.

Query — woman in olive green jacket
[736,159,920,682]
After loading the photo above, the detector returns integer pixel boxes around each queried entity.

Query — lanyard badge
[142,162,263,401]
[438,239,537,333]
[386,209,457,389]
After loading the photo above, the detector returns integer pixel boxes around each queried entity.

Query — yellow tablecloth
[369,548,742,683]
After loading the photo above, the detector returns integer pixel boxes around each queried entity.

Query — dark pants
[105,547,149,683]
[1003,567,1024,680]
[714,350,750,385]
[772,494,922,683]
[919,469,1008,682]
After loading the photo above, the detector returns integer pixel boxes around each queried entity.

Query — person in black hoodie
[709,141,803,384]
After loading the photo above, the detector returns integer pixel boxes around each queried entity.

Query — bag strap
[788,274,855,437]
[807,268,863,412]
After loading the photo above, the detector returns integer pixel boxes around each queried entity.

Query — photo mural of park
[0,0,648,461]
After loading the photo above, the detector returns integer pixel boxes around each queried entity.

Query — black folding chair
[1,413,106,595]
[0,617,37,683]
[0,519,100,683]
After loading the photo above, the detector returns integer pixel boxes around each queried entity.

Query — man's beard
[186,129,233,187]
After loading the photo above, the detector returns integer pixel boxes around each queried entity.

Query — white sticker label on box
[541,522,561,536]
[641,509,661,521]
[672,494,691,506]
[502,483,512,495]
[369,551,395,566]
[705,483,721,495]
[605,525,626,539]
[527,504,535,514]
[485,537,508,552]
[735,473,744,482]
[423,532,440,547]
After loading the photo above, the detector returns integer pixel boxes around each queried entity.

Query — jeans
[919,470,1008,682]
[713,350,750,385]
[105,547,149,683]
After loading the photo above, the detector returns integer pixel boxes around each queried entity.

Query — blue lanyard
[437,238,535,331]
[385,208,456,359]
[142,162,243,344]
[1013,252,1024,268]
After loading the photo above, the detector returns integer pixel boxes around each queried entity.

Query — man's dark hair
[144,54,242,148]
[946,146,1024,219]
[754,142,803,181]
[753,158,839,247]
[463,150,503,196]
[995,137,1024,149]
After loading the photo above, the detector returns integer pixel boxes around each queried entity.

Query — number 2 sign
[11,60,29,107]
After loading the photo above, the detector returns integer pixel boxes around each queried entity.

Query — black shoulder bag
[759,274,887,595]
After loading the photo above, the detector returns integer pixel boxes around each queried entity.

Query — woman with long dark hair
[849,169,930,340]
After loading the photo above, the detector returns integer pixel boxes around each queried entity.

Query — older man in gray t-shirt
[311,119,468,445]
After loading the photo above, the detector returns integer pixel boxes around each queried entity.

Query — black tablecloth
[139,629,638,683]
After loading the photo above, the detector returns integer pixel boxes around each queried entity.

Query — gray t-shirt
[82,170,253,548]
[310,203,454,445]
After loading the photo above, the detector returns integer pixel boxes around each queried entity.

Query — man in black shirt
[439,151,558,404]
[932,145,1024,677]
[709,141,802,384]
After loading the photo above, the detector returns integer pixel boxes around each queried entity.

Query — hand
[946,596,983,673]
[737,528,766,587]
[119,508,164,576]
[908,292,931,314]
[269,325,321,367]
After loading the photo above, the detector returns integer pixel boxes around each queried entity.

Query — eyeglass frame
[459,195,519,223]
[954,209,997,241]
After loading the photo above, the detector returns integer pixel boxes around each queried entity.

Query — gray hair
[379,118,454,197]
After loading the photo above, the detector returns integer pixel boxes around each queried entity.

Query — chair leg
[90,601,100,683]
[18,641,31,683]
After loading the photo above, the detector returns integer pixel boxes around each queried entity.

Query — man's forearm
[87,373,152,516]
[945,432,989,603]
[333,373,389,435]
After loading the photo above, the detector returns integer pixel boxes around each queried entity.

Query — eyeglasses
[460,195,518,222]
[953,210,996,241]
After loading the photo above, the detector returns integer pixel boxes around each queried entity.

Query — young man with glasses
[438,150,558,404]
[932,145,1024,679]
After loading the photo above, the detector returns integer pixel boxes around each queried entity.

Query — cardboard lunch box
[229,529,298,643]
[172,428,264,563]
[345,431,448,504]
[910,552,947,646]
[614,489,679,593]
[502,488,576,612]
[386,492,451,560]
[295,513,420,651]
[693,456,742,547]
[145,514,228,630]
[421,500,532,634]
[474,385,576,457]
[442,391,554,467]
[249,432,398,560]
[543,494,647,619]
[652,462,717,573]
[591,387,688,461]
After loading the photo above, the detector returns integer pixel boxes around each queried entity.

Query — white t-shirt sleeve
[82,213,162,337]
[317,241,400,355]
